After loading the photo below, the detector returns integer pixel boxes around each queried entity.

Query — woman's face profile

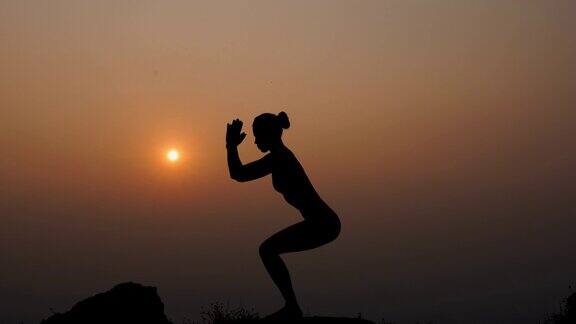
[253,114,282,153]
[253,127,270,152]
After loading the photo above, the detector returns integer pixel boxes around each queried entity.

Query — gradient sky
[1,1,575,323]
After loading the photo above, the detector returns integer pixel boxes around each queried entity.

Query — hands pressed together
[226,119,247,149]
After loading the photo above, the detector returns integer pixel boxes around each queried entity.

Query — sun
[166,149,180,163]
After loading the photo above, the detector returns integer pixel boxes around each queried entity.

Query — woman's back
[270,147,333,218]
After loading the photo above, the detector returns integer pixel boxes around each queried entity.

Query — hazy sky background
[1,1,575,323]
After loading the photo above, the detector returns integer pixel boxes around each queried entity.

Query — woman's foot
[262,304,303,321]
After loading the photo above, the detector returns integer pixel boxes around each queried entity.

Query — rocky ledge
[40,282,374,324]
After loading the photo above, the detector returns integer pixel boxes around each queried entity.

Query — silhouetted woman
[226,112,341,320]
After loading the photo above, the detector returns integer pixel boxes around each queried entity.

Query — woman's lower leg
[261,252,300,308]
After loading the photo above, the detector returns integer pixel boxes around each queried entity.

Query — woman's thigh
[262,221,338,255]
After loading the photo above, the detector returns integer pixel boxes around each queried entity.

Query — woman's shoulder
[275,147,298,160]
[270,147,300,167]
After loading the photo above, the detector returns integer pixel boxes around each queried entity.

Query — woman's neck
[269,141,287,153]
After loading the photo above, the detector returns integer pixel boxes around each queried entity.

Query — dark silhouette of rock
[41,282,172,324]
[207,314,375,324]
[39,281,373,324]
[547,291,576,324]
[267,317,374,324]
[209,317,374,324]
[567,292,576,318]
[200,301,374,324]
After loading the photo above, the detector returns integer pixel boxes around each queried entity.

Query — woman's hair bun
[277,111,290,129]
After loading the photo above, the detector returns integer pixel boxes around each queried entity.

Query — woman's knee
[331,220,341,241]
[259,240,276,259]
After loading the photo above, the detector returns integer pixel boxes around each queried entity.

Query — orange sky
[1,1,575,323]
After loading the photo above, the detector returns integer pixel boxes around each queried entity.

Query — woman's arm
[226,118,272,182]
[227,146,272,182]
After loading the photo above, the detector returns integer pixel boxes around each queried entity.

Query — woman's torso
[270,148,340,225]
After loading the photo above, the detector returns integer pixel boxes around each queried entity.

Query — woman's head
[252,111,290,152]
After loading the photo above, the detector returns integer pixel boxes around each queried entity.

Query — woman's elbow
[230,172,249,182]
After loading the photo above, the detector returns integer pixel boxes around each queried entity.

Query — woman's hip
[302,211,341,241]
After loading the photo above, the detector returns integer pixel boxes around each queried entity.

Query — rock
[287,317,374,324]
[40,282,172,324]
[39,282,374,324]
[566,292,576,318]
[220,317,374,324]
[298,316,374,324]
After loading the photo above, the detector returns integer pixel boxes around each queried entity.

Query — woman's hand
[226,118,247,148]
